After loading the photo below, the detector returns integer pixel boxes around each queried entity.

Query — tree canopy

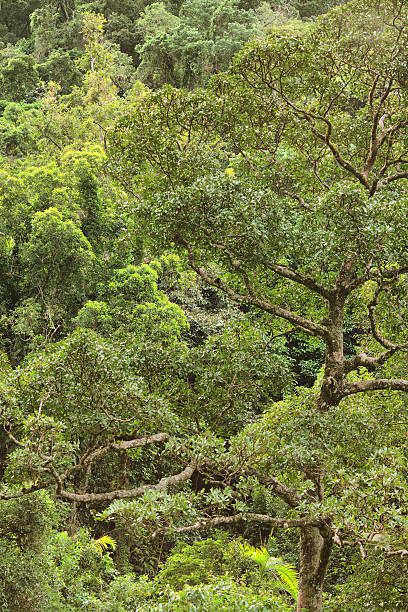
[107,1,408,608]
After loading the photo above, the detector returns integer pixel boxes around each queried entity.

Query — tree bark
[297,524,333,612]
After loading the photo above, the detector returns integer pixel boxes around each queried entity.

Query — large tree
[107,0,408,609]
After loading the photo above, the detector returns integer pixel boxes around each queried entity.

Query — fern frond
[240,542,299,601]
[92,535,117,554]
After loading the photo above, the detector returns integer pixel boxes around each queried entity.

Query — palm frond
[92,535,117,554]
[240,542,299,601]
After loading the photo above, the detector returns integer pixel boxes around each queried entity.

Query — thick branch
[0,484,46,500]
[343,378,408,396]
[265,262,331,300]
[112,433,169,451]
[386,549,408,557]
[204,265,327,338]
[247,469,301,508]
[344,349,398,373]
[63,433,169,481]
[175,236,328,340]
[57,463,195,503]
[204,231,330,300]
[152,513,324,537]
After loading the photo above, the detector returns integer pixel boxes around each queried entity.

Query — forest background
[0,0,407,610]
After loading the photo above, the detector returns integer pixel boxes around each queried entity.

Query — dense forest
[0,0,407,610]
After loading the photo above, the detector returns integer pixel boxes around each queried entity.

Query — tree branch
[56,463,195,503]
[203,231,330,299]
[343,378,408,396]
[152,513,324,537]
[265,262,331,300]
[112,433,169,451]
[300,112,370,190]
[174,236,328,340]
[370,266,408,281]
[0,483,46,500]
[363,77,394,181]
[386,549,408,557]
[344,349,398,373]
[367,291,399,350]
[63,433,169,481]
[378,170,408,188]
[246,469,301,508]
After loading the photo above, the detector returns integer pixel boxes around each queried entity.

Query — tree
[19,207,94,338]
[0,0,40,42]
[107,0,408,609]
[136,0,260,89]
[0,53,40,102]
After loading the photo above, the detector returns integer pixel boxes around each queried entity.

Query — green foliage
[73,299,113,332]
[77,172,104,249]
[0,492,65,612]
[37,50,82,95]
[154,535,237,589]
[77,261,190,342]
[107,3,408,607]
[92,534,117,554]
[143,575,293,611]
[0,53,40,102]
[100,490,201,542]
[0,0,341,105]
[0,101,38,155]
[325,547,408,610]
[133,536,294,611]
[136,0,260,88]
[21,206,95,329]
[240,543,298,601]
[0,1,408,608]
[0,491,60,549]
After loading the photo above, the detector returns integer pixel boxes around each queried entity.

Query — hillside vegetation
[0,1,407,611]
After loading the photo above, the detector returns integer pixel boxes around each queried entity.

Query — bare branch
[378,170,408,188]
[205,231,330,300]
[363,78,394,181]
[282,189,309,209]
[367,292,399,351]
[152,513,324,537]
[2,425,25,448]
[57,463,195,503]
[337,537,367,559]
[343,378,408,396]
[265,262,331,300]
[344,349,398,373]
[386,549,408,557]
[112,433,169,451]
[0,484,46,500]
[63,433,169,481]
[302,114,370,190]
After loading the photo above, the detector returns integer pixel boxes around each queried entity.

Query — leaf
[239,542,298,601]
[91,535,117,554]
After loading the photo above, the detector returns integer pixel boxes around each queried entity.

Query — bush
[144,575,293,611]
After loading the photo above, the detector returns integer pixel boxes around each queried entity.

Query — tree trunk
[297,524,333,612]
